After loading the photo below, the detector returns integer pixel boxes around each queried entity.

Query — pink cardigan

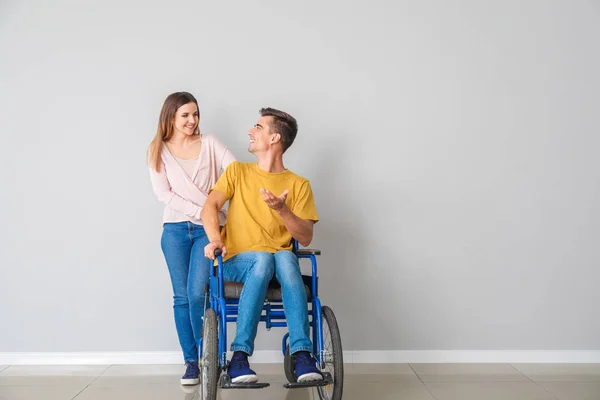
[149,134,235,225]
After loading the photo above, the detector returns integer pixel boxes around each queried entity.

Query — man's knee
[274,250,300,268]
[250,252,275,279]
[274,250,301,280]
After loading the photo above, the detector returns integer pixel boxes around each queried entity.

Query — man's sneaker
[180,361,200,385]
[294,352,324,382]
[227,351,259,383]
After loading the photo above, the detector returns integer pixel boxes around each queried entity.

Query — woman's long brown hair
[147,92,199,172]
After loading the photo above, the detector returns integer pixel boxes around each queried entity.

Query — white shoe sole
[180,377,200,386]
[180,384,199,394]
[297,372,324,382]
[231,374,259,383]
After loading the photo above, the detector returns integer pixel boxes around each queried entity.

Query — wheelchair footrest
[283,372,333,389]
[219,374,270,389]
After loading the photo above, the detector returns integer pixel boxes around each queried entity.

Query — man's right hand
[204,241,227,260]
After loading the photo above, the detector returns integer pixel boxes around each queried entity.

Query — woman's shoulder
[201,133,219,144]
[202,133,233,155]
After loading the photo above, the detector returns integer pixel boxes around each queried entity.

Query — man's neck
[256,152,286,173]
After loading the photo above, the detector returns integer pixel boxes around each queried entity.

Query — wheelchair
[200,242,344,400]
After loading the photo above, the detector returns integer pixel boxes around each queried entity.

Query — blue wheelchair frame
[208,241,327,371]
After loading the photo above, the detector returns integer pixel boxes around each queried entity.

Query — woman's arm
[149,162,205,219]
[212,135,236,172]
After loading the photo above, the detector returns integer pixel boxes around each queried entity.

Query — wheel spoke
[315,306,343,400]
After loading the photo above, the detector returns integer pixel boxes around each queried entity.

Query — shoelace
[184,362,198,375]
[230,357,249,369]
[295,354,315,366]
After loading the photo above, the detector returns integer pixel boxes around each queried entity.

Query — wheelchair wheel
[201,308,219,400]
[316,306,343,400]
[283,344,296,383]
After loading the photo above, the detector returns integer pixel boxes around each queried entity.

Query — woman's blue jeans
[161,222,211,362]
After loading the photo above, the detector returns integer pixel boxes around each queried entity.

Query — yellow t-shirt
[211,161,319,261]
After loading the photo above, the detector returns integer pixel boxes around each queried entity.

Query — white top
[148,134,236,225]
[174,156,199,179]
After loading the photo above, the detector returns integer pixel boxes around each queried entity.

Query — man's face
[248,116,278,154]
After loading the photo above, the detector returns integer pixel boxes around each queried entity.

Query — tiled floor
[1,363,600,399]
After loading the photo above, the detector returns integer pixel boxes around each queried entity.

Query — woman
[148,92,235,385]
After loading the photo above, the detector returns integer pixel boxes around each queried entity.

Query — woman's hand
[204,241,227,260]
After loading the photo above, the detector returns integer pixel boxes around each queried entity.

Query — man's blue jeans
[224,251,313,356]
[161,222,211,362]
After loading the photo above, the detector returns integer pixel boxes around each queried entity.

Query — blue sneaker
[180,361,200,385]
[294,352,324,382]
[227,351,259,383]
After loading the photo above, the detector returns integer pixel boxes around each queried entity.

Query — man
[201,107,323,384]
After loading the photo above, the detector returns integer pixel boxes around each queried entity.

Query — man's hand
[204,241,227,260]
[260,188,289,212]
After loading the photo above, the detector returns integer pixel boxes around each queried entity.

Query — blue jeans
[224,251,312,355]
[161,222,211,362]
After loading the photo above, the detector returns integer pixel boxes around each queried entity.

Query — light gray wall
[1,0,599,353]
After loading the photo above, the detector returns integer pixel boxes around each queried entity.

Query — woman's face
[171,102,199,137]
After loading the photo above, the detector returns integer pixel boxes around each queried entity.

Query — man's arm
[277,206,315,247]
[200,190,229,259]
[260,189,315,247]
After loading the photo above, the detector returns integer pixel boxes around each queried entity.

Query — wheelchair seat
[223,275,314,301]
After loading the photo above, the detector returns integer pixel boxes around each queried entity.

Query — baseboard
[2,351,600,365]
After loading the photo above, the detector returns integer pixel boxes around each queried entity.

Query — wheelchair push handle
[214,249,223,257]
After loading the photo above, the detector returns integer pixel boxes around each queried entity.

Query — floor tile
[513,364,600,382]
[93,364,185,386]
[538,381,600,400]
[252,363,285,375]
[345,363,420,382]
[96,365,291,387]
[0,385,84,400]
[2,363,597,399]
[0,365,108,376]
[348,363,416,374]
[334,380,435,400]
[0,376,95,388]
[216,384,313,400]
[247,364,289,383]
[425,381,558,400]
[0,365,107,388]
[100,364,184,376]
[75,383,199,400]
[411,363,528,381]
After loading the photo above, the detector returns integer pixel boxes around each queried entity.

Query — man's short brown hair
[259,107,298,153]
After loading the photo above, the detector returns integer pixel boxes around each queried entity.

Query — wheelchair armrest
[296,248,321,256]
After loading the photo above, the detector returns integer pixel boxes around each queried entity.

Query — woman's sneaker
[294,352,324,382]
[227,351,259,383]
[180,361,200,385]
